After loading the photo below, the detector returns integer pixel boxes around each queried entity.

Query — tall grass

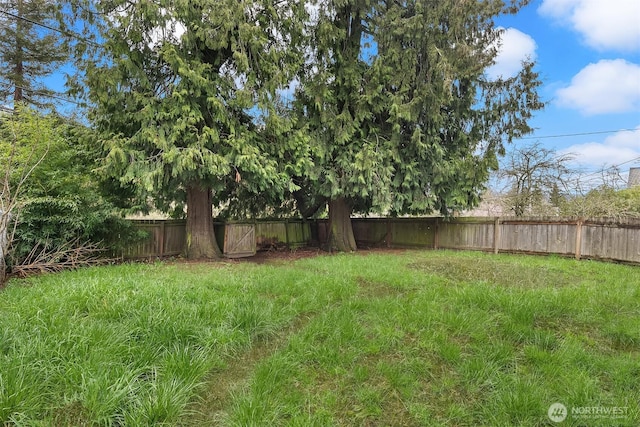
[0,261,353,425]
[223,252,640,426]
[1,251,638,426]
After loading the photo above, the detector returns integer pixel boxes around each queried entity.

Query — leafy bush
[2,107,145,272]
[13,196,145,262]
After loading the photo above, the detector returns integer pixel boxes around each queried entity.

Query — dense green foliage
[1,251,638,425]
[0,0,68,107]
[0,107,142,270]
[66,0,545,253]
[60,0,547,254]
[77,0,310,257]
[295,0,544,219]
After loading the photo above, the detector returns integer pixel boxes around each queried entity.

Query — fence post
[223,223,229,256]
[493,217,501,254]
[159,221,165,258]
[285,218,290,249]
[575,219,583,260]
[386,217,391,248]
[434,218,439,249]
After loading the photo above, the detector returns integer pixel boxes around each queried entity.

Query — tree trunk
[184,184,222,259]
[0,214,8,285]
[0,257,5,285]
[327,197,357,252]
[14,0,24,103]
[0,242,6,285]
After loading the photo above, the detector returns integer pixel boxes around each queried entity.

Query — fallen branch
[10,238,118,279]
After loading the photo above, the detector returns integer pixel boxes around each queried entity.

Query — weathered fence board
[255,220,311,250]
[286,221,312,249]
[581,222,640,263]
[222,223,256,258]
[352,218,389,246]
[255,222,286,249]
[438,220,493,250]
[499,220,577,256]
[128,219,311,258]
[124,220,185,258]
[389,218,437,248]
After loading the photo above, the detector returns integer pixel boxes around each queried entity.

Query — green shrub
[1,107,144,271]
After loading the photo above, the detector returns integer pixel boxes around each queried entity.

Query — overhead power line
[578,156,640,179]
[0,9,100,47]
[521,129,637,140]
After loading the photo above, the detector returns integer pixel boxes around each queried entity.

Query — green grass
[1,250,639,426]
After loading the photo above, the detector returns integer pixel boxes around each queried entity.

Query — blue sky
[491,0,640,176]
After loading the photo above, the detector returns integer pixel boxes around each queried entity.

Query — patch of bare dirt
[239,246,325,264]
[162,246,411,267]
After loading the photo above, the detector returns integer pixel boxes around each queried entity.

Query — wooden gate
[223,223,256,258]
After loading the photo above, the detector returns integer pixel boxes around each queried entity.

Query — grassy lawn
[1,250,639,426]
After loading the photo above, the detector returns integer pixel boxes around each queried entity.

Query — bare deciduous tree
[498,142,574,216]
[1,108,48,283]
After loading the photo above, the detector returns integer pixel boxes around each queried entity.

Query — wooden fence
[127,217,640,264]
[254,220,313,250]
[123,220,186,259]
[126,219,313,259]
[442,217,640,263]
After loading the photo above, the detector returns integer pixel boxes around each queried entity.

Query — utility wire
[521,129,637,140]
[0,9,100,47]
[578,156,640,179]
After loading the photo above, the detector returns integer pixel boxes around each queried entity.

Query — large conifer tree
[296,0,544,251]
[83,0,307,259]
[0,0,68,107]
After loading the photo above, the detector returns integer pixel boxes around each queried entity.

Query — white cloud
[555,59,640,115]
[539,0,640,52]
[486,28,537,79]
[560,126,640,169]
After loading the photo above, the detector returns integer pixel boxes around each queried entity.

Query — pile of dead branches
[9,239,118,279]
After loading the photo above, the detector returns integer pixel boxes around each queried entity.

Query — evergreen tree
[295,0,544,251]
[549,183,564,208]
[0,0,68,107]
[82,0,308,259]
